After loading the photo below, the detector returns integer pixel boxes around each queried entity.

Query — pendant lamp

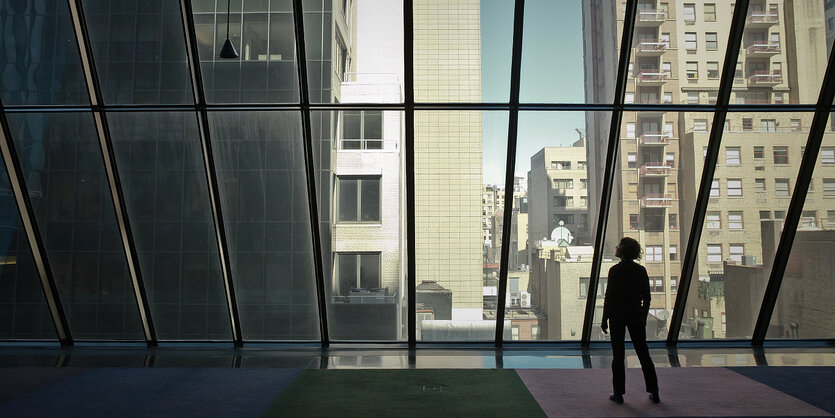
[219,0,239,58]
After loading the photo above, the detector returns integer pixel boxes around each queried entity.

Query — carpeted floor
[0,366,833,417]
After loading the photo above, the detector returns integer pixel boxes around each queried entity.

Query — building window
[694,119,708,132]
[553,196,573,207]
[755,178,766,192]
[790,119,802,132]
[684,32,697,49]
[753,146,764,159]
[666,152,675,168]
[824,179,835,197]
[801,211,817,228]
[773,146,789,164]
[579,277,607,299]
[710,179,720,197]
[827,210,835,226]
[626,122,636,138]
[683,4,696,21]
[629,214,640,230]
[342,110,383,149]
[760,210,771,220]
[580,196,588,207]
[775,178,791,196]
[728,211,743,229]
[761,119,776,132]
[707,244,722,263]
[727,179,742,196]
[670,276,678,293]
[578,161,587,169]
[688,91,700,104]
[742,118,753,131]
[706,212,721,229]
[335,253,381,296]
[553,178,573,189]
[669,213,678,229]
[821,148,835,164]
[646,246,663,262]
[725,147,740,165]
[580,179,588,189]
[704,3,716,21]
[705,32,718,50]
[627,153,637,168]
[729,244,744,264]
[686,61,698,78]
[337,176,381,222]
[650,277,664,292]
[555,214,574,225]
[669,245,678,261]
[551,161,572,170]
[706,61,719,79]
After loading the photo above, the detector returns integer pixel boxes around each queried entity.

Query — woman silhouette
[601,237,659,404]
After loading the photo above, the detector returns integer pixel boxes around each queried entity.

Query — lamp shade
[219,38,239,59]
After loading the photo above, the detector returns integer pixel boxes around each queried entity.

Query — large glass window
[0,0,89,105]
[5,113,141,339]
[82,0,193,104]
[108,112,230,340]
[0,157,55,339]
[207,111,319,340]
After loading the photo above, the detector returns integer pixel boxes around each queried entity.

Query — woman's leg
[626,315,658,394]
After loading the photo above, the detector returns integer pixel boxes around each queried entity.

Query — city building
[413,0,485,329]
[527,138,593,258]
[583,0,833,339]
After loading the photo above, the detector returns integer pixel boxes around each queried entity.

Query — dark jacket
[602,260,651,324]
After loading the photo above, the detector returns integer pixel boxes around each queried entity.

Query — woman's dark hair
[616,237,642,260]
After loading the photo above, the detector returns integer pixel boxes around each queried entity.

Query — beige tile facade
[414,0,484,318]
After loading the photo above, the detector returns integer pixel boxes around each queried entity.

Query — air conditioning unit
[520,291,531,308]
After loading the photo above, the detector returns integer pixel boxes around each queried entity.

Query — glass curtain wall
[0,0,832,344]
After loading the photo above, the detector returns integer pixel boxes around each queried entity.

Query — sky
[481,0,588,185]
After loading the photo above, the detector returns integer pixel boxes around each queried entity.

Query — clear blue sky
[481,0,587,185]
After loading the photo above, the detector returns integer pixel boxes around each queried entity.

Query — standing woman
[601,237,660,404]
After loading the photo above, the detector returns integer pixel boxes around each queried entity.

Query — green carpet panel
[263,369,546,417]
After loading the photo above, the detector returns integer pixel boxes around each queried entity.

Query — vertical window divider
[580,0,638,347]
[667,0,749,347]
[752,41,835,345]
[67,0,157,346]
[292,0,330,347]
[179,0,243,346]
[0,100,72,346]
[404,0,417,348]
[495,0,526,347]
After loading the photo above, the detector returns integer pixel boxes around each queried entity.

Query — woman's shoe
[609,393,624,404]
[649,392,660,403]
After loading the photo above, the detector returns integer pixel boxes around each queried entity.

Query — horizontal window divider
[1,103,825,113]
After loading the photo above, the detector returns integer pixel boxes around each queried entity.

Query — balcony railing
[639,133,671,145]
[747,71,782,85]
[637,10,666,24]
[636,41,668,54]
[640,194,674,208]
[640,163,672,176]
[746,12,779,26]
[746,42,780,56]
[637,71,671,83]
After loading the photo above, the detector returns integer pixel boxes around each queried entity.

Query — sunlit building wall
[414,0,483,322]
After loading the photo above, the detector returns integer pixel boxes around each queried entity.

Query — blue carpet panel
[0,368,301,418]
[729,366,835,415]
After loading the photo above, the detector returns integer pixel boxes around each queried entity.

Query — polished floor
[2,344,835,417]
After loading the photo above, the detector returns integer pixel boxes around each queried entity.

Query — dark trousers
[610,313,658,395]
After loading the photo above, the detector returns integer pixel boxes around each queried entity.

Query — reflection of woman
[601,237,659,404]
